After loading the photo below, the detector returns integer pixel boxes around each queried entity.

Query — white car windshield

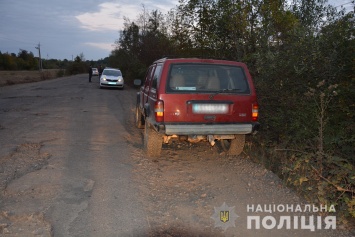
[103,70,122,77]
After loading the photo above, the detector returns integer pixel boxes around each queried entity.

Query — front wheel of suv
[219,135,245,156]
[144,123,162,157]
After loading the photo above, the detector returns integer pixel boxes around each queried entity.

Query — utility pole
[35,43,42,71]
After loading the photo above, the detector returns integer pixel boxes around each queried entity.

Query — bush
[65,62,87,75]
[56,69,65,77]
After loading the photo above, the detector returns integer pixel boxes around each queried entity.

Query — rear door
[147,63,163,120]
[141,65,155,107]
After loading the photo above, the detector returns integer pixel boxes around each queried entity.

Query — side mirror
[134,79,142,87]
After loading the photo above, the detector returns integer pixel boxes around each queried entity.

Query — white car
[92,68,99,76]
[99,68,124,89]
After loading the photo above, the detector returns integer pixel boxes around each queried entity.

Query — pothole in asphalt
[0,143,51,192]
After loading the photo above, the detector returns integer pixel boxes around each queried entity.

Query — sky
[0,0,178,61]
[0,0,352,61]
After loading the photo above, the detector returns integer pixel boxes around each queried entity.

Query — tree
[167,4,194,56]
[0,53,17,70]
[16,49,37,70]
[111,8,175,81]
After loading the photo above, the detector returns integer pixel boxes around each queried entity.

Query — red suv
[135,58,259,157]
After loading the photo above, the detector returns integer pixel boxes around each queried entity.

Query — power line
[0,36,37,46]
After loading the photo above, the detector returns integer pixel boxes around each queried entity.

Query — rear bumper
[156,122,260,135]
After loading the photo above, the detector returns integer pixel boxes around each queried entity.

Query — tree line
[107,0,354,223]
[0,50,69,70]
[0,50,108,76]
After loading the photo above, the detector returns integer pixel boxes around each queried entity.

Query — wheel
[144,123,162,157]
[135,105,145,129]
[219,135,245,156]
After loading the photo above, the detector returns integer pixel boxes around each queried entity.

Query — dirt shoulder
[0,70,63,87]
[128,139,353,236]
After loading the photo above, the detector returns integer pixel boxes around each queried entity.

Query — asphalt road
[0,75,149,236]
[0,74,352,237]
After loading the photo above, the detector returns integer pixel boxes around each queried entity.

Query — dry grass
[0,69,63,87]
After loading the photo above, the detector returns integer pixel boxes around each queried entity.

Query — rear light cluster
[252,103,258,121]
[155,100,164,122]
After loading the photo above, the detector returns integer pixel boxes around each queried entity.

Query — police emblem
[220,210,229,223]
[211,202,239,231]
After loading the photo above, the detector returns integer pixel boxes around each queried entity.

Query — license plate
[192,104,228,114]
[108,82,116,85]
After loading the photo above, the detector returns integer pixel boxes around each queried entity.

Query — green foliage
[279,151,355,222]
[0,53,18,70]
[0,50,75,71]
[250,5,355,223]
[65,61,87,75]
[108,10,175,83]
[0,50,38,70]
[56,69,65,77]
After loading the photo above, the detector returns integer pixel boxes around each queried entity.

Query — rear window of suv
[166,63,250,94]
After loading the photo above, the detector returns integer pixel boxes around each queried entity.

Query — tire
[135,105,145,129]
[144,123,162,157]
[219,135,245,156]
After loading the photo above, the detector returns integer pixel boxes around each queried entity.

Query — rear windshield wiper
[209,88,242,100]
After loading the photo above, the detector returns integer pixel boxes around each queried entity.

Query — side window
[229,67,250,93]
[151,64,162,89]
[144,65,155,89]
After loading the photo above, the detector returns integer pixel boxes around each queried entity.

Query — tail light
[155,100,164,122]
[252,103,258,121]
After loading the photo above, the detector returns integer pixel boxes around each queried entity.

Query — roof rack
[158,54,231,61]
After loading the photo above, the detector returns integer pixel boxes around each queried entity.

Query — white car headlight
[101,76,106,81]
